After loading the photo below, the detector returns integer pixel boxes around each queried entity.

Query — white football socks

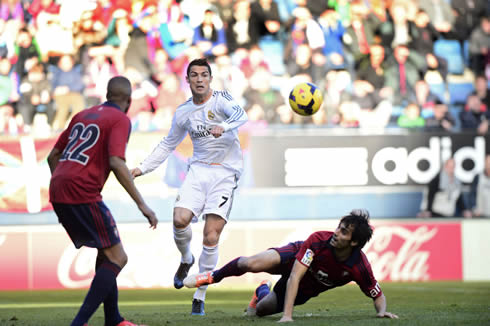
[173,225,193,264]
[193,244,219,301]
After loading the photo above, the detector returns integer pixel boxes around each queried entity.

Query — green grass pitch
[0,282,489,326]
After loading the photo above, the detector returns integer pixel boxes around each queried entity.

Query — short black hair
[186,58,212,77]
[340,209,373,249]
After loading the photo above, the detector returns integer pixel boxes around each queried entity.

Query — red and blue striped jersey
[295,231,383,300]
[50,102,131,204]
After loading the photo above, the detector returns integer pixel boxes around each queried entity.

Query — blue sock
[71,261,121,326]
[104,283,123,326]
[95,257,124,326]
[256,283,270,302]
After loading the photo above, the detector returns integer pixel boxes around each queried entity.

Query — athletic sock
[174,225,193,263]
[103,283,123,326]
[211,257,245,283]
[193,245,219,301]
[95,257,123,326]
[71,261,121,326]
[256,283,271,303]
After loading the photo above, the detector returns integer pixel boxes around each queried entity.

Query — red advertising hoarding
[0,221,462,290]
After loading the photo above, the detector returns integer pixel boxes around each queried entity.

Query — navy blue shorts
[53,202,121,249]
[270,241,312,312]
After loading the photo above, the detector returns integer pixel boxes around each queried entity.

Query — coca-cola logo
[56,230,207,289]
[364,225,438,281]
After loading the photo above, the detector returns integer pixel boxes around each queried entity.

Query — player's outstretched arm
[279,260,308,323]
[110,156,158,229]
[373,294,398,319]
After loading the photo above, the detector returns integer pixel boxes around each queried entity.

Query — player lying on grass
[184,209,398,322]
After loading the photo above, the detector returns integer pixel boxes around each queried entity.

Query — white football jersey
[139,90,248,177]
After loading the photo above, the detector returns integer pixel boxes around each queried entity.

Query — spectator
[384,44,426,106]
[322,69,352,125]
[124,10,157,80]
[0,56,18,133]
[342,0,380,67]
[224,0,260,54]
[414,79,441,117]
[243,67,286,123]
[318,9,348,73]
[417,0,455,36]
[124,66,158,123]
[341,79,392,129]
[17,62,54,132]
[459,94,490,134]
[73,10,107,62]
[0,0,24,23]
[153,72,186,117]
[250,0,281,40]
[397,102,425,129]
[14,27,42,80]
[287,43,325,85]
[468,16,490,76]
[82,52,117,107]
[469,154,490,217]
[213,54,248,100]
[158,2,194,73]
[192,7,228,60]
[283,7,325,83]
[356,44,392,97]
[418,157,472,218]
[473,74,490,108]
[451,0,487,47]
[425,99,456,131]
[411,9,448,83]
[378,1,417,50]
[50,54,85,130]
[105,10,132,73]
[239,45,269,79]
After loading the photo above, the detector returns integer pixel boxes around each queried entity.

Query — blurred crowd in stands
[0,0,489,136]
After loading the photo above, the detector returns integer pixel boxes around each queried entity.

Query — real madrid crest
[208,111,215,120]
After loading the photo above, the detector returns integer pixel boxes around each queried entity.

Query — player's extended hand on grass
[209,125,224,138]
[130,167,142,178]
[377,312,398,319]
[278,316,294,323]
[138,203,158,229]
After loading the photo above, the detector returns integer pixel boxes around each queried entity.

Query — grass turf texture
[0,282,489,326]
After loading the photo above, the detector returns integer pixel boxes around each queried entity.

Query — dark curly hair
[340,209,373,249]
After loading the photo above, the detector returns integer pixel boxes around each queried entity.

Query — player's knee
[112,251,128,268]
[203,231,220,246]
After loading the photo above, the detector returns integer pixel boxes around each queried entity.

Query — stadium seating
[434,39,465,75]
[448,82,474,105]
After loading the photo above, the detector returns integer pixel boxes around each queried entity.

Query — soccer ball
[288,82,323,116]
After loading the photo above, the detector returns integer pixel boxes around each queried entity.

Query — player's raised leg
[173,207,195,289]
[185,249,281,288]
[191,214,226,315]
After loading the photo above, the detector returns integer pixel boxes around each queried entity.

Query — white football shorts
[174,162,238,222]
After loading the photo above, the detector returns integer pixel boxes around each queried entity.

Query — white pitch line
[0,300,245,309]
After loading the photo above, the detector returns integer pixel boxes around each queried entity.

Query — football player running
[131,58,248,315]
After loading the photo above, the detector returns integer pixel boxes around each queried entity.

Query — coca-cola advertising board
[0,220,467,290]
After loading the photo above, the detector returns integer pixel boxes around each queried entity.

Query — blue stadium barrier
[448,82,474,105]
[434,39,464,75]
